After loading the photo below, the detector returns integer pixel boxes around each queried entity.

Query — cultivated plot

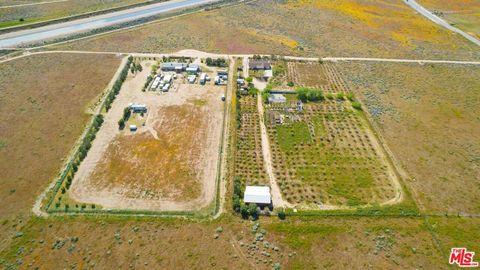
[264,62,401,208]
[266,99,400,207]
[236,95,269,186]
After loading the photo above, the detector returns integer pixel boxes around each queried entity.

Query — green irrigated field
[267,98,398,207]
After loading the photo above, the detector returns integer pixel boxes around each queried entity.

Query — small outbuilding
[129,125,137,131]
[160,62,188,72]
[244,186,272,209]
[130,104,147,113]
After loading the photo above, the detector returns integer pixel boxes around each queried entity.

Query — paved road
[0,0,218,48]
[404,0,480,46]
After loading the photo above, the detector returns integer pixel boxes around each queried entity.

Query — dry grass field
[0,52,121,248]
[338,62,480,214]
[0,215,454,269]
[419,0,480,39]
[54,0,479,60]
[90,104,205,202]
[0,0,149,29]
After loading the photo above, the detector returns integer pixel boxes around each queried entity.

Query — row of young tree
[54,114,104,211]
[205,57,227,67]
[105,56,133,111]
[118,107,132,129]
[51,56,134,211]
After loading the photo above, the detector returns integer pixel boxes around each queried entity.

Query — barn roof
[244,186,271,204]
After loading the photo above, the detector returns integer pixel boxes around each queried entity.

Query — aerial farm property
[45,55,229,213]
[233,57,403,211]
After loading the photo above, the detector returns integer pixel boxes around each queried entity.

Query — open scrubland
[54,0,479,60]
[0,0,150,29]
[419,0,480,39]
[0,215,455,269]
[0,53,121,248]
[338,62,480,214]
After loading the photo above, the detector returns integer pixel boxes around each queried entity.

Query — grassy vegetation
[53,0,479,60]
[338,62,480,214]
[0,0,152,29]
[0,53,121,246]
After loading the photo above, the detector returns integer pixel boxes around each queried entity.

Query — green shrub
[336,92,345,100]
[287,81,294,87]
[249,203,259,220]
[297,87,324,102]
[352,101,362,110]
[118,119,125,130]
[278,210,286,220]
[240,204,249,219]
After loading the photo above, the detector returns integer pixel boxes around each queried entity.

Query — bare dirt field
[0,53,121,247]
[338,62,480,214]
[54,0,479,60]
[69,60,225,211]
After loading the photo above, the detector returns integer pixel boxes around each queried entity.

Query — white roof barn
[244,186,271,205]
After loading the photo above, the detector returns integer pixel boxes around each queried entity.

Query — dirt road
[255,83,291,209]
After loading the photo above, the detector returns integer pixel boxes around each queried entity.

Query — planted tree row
[105,56,133,111]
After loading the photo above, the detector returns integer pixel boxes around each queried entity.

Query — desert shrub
[336,92,345,100]
[346,93,354,101]
[287,81,294,87]
[326,93,334,100]
[277,210,286,220]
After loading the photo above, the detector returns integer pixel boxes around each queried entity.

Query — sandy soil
[69,60,225,211]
